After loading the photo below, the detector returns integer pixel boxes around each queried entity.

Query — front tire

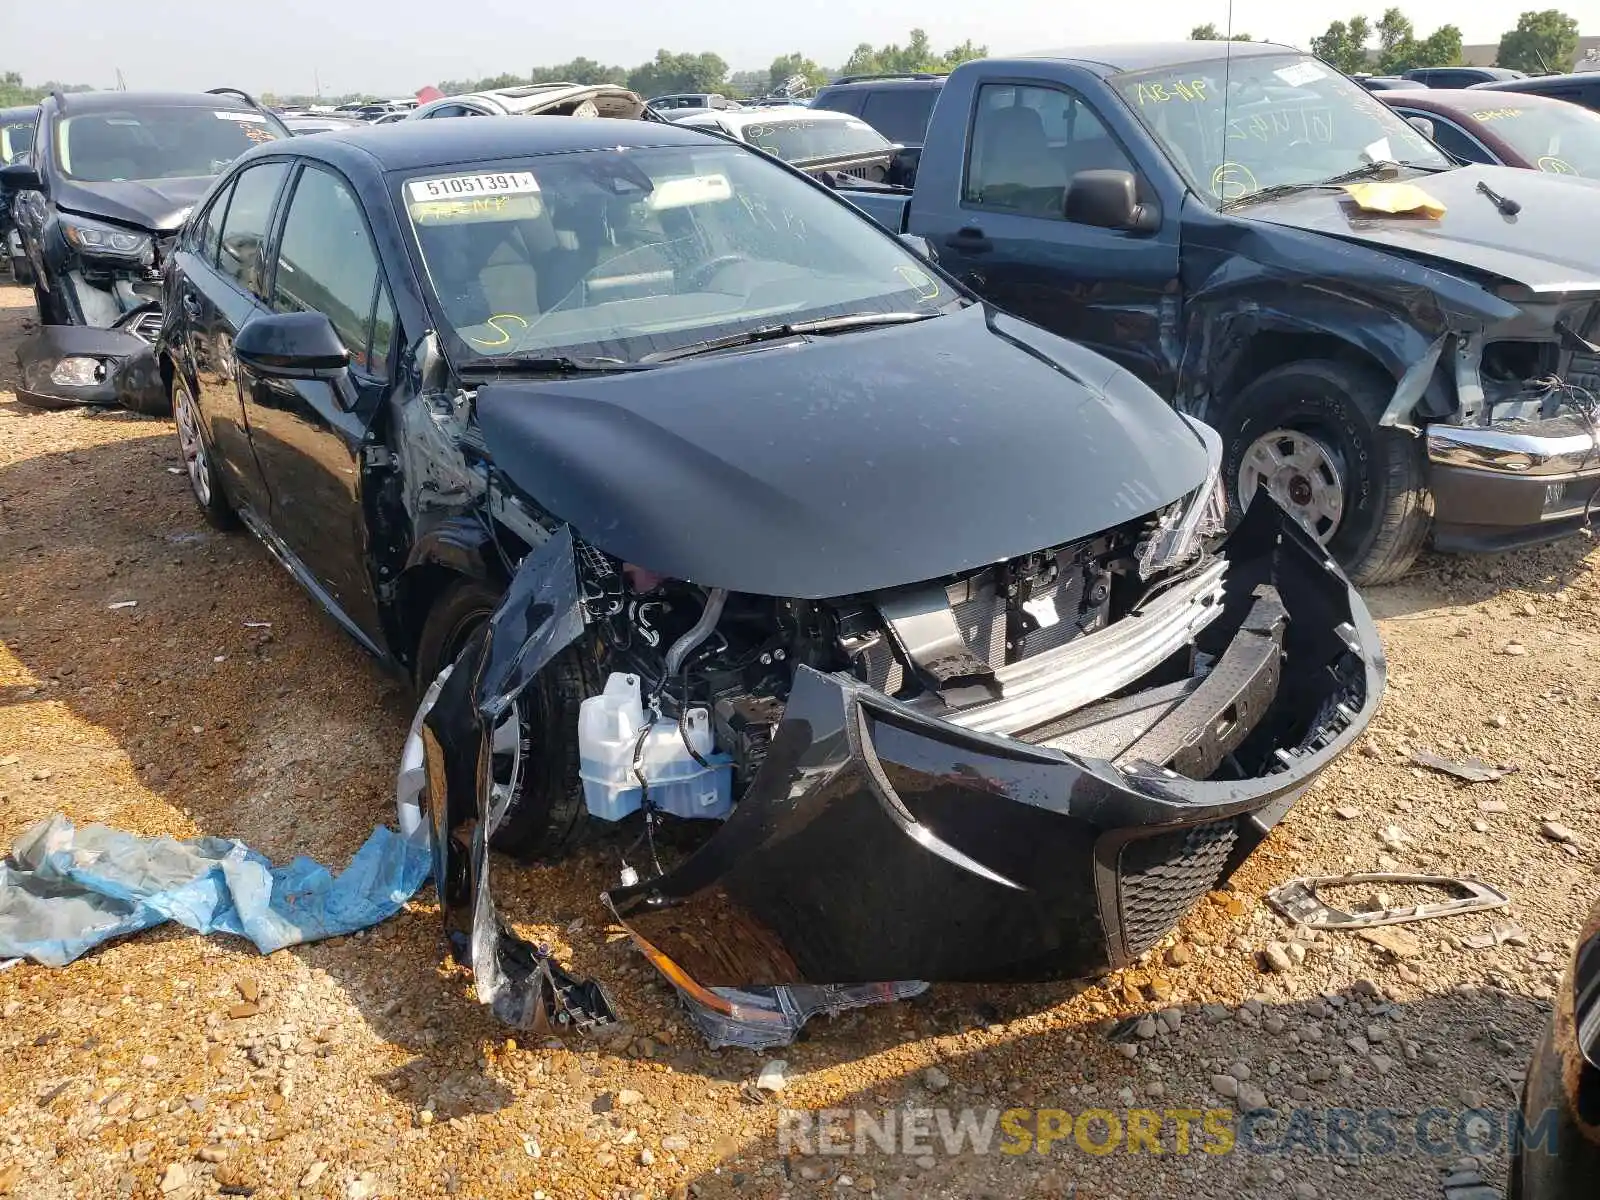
[172,369,236,529]
[413,579,594,861]
[1220,359,1431,586]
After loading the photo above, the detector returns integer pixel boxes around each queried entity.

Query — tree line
[1190,8,1582,76]
[434,29,986,101]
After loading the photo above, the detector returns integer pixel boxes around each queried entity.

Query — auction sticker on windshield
[406,172,540,201]
[214,111,269,123]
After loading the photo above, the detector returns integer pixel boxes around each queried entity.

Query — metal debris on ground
[1457,921,1529,950]
[1266,873,1511,931]
[1407,749,1517,783]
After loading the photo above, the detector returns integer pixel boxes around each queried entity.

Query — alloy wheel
[173,376,213,508]
[1237,427,1347,544]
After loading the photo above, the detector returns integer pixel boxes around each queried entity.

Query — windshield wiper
[460,353,657,376]
[1220,160,1448,211]
[640,311,937,364]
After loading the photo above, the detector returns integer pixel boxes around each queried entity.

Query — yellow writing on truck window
[1472,108,1524,123]
[467,313,529,349]
[1537,156,1578,175]
[1210,162,1259,201]
[1226,107,1334,145]
[1132,79,1209,106]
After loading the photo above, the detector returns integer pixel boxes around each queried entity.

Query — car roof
[818,76,944,91]
[1014,40,1296,76]
[41,90,263,114]
[1469,74,1598,94]
[1,105,38,120]
[280,115,716,174]
[1378,89,1562,115]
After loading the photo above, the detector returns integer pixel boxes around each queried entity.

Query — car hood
[54,175,213,232]
[1247,165,1600,294]
[474,305,1209,598]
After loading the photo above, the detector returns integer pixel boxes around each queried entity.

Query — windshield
[54,106,285,183]
[739,117,891,162]
[1112,52,1451,203]
[1,119,35,165]
[1467,100,1600,177]
[400,143,954,365]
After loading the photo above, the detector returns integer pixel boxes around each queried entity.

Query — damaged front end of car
[15,319,165,410]
[418,464,1383,1046]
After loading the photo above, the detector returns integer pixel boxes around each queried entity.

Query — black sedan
[145,117,1382,1036]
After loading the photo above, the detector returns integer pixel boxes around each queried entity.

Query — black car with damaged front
[1,88,288,413]
[154,118,1382,1039]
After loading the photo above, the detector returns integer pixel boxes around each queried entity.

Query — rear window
[741,117,890,162]
[1,118,34,165]
[859,88,940,144]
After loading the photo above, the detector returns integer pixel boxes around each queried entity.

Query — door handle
[945,226,993,253]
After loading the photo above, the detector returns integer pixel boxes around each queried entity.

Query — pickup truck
[841,40,1600,584]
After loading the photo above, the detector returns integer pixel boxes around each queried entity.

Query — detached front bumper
[419,501,1381,1045]
[1427,415,1600,552]
[15,322,165,411]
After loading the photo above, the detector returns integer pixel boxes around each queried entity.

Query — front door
[238,162,397,652]
[913,79,1183,397]
[183,160,290,516]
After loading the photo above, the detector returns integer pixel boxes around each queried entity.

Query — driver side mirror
[234,311,349,377]
[1064,169,1160,233]
[0,162,43,193]
[1405,115,1436,141]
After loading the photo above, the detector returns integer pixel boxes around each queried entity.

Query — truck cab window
[964,83,1139,220]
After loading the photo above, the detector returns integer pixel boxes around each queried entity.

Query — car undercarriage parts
[1266,872,1511,930]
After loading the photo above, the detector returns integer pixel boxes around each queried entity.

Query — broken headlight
[59,214,153,263]
[1139,418,1227,580]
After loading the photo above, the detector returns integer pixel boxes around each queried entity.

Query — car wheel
[413,578,595,861]
[1220,359,1431,586]
[172,369,236,529]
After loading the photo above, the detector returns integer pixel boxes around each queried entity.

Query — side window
[216,160,288,296]
[812,90,865,118]
[859,88,937,143]
[270,165,390,378]
[964,83,1138,219]
[184,179,233,263]
[1423,117,1494,164]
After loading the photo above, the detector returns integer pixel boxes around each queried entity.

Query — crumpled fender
[1173,205,1519,423]
[15,324,164,410]
[421,524,616,1032]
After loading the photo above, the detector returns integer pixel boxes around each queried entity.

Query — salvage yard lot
[0,278,1598,1200]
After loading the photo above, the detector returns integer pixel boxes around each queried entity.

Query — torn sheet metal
[1408,748,1518,783]
[680,981,930,1052]
[0,813,430,966]
[422,524,617,1033]
[1266,872,1511,931]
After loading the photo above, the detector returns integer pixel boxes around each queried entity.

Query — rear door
[239,161,397,651]
[915,78,1183,396]
[179,159,291,516]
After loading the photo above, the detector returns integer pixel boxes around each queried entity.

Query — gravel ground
[0,278,1597,1200]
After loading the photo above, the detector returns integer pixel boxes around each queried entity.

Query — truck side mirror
[0,162,44,193]
[1405,115,1436,140]
[1064,169,1159,233]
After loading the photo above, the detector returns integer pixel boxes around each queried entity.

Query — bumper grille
[123,309,163,344]
[1117,820,1238,957]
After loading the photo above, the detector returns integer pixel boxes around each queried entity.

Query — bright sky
[5,0,1578,96]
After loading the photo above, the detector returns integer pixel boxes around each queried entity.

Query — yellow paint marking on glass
[1471,108,1524,123]
[408,194,545,226]
[467,313,530,348]
[1210,162,1258,201]
[1132,80,1208,106]
[894,265,940,301]
[1537,156,1578,175]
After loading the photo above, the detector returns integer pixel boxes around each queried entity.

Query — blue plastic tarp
[0,814,432,967]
